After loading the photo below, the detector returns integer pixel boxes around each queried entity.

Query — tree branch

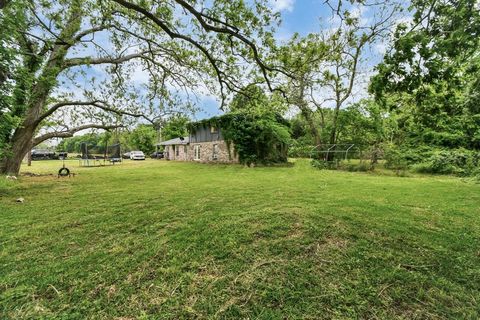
[112,0,229,105]
[33,124,122,146]
[172,0,290,86]
[63,51,150,68]
[112,0,291,105]
[73,24,114,42]
[37,100,147,125]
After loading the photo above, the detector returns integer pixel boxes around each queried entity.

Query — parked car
[130,151,145,160]
[31,149,58,160]
[150,151,164,159]
[122,152,131,159]
[58,151,68,160]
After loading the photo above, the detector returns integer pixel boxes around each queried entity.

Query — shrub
[411,149,480,176]
[311,159,327,170]
[288,140,314,158]
[342,162,371,172]
[383,144,410,171]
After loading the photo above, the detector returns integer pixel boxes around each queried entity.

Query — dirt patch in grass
[286,222,304,239]
[303,236,350,264]
[21,172,54,177]
[314,236,349,252]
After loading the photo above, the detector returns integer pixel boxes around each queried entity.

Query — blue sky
[196,0,394,120]
[197,0,329,119]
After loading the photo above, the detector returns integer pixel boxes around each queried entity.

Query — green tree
[56,133,111,154]
[128,125,157,154]
[276,0,398,152]
[229,84,287,116]
[0,0,282,175]
[161,116,190,141]
[370,0,480,150]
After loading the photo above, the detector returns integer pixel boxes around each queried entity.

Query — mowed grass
[1,159,480,319]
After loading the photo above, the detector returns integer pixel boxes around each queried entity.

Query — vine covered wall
[188,112,291,165]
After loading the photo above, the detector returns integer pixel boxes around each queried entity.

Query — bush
[311,159,327,170]
[383,144,410,171]
[311,159,340,170]
[341,162,371,172]
[383,144,480,176]
[411,149,480,176]
[288,140,314,158]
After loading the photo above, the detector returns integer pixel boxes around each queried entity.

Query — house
[157,113,289,164]
[156,126,238,163]
[157,137,190,161]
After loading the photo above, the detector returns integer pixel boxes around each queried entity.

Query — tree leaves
[371,0,480,149]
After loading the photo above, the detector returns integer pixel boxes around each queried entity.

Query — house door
[172,145,175,160]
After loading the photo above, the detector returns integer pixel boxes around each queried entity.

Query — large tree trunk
[27,150,32,166]
[0,3,82,176]
[0,77,55,175]
[0,125,35,175]
[299,105,322,147]
[326,103,341,161]
[296,76,322,158]
[0,66,55,175]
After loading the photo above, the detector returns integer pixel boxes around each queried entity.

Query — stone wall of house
[164,145,173,160]
[164,144,188,161]
[164,145,171,160]
[176,144,188,161]
[188,140,238,163]
[163,140,238,163]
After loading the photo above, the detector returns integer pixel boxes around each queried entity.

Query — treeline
[57,116,189,155]
[288,0,480,177]
[289,99,480,177]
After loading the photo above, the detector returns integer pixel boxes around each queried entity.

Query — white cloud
[350,5,370,27]
[374,42,388,55]
[269,0,295,12]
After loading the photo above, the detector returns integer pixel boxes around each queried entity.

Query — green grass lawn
[1,159,480,319]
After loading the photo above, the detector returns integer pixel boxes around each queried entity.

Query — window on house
[210,126,218,133]
[194,145,200,160]
[212,144,219,160]
[184,145,187,154]
[176,146,179,157]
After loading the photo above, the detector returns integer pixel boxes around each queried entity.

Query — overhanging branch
[38,100,146,125]
[112,0,229,105]
[33,124,122,146]
[63,51,150,69]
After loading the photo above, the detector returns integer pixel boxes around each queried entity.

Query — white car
[130,151,145,160]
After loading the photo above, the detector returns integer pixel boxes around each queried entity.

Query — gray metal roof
[156,137,189,146]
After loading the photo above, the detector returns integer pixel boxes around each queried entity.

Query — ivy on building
[188,112,291,165]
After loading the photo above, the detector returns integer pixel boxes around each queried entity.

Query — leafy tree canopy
[161,115,190,141]
[0,0,284,174]
[128,125,157,154]
[370,0,480,149]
